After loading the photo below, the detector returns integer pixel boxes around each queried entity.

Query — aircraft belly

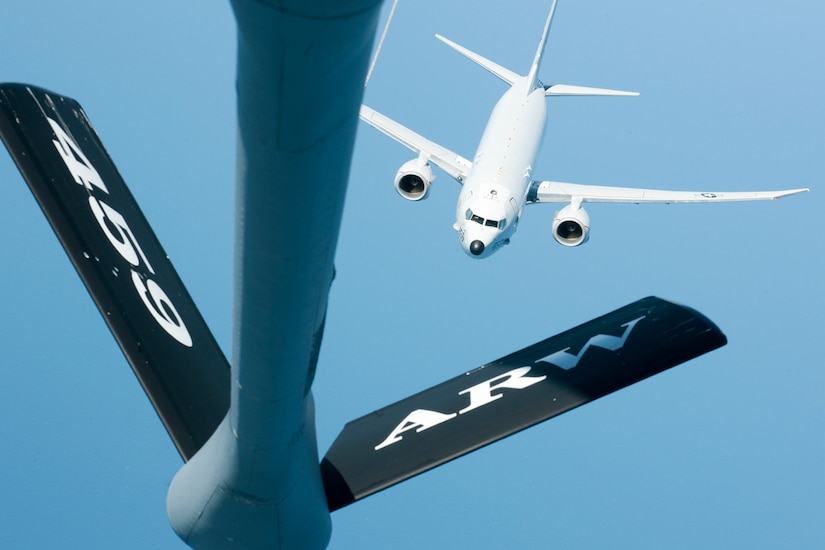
[167,1,383,549]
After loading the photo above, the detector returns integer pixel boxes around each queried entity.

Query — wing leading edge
[360,104,471,183]
[530,180,809,204]
[322,296,727,511]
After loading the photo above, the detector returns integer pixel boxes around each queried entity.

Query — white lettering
[88,196,155,274]
[131,271,192,347]
[46,116,192,347]
[47,118,107,193]
[538,316,645,370]
[374,409,457,450]
[374,315,646,451]
[375,366,546,450]
[457,366,546,414]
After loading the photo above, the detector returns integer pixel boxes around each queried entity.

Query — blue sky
[1,0,822,548]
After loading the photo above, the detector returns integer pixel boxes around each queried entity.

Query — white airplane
[360,0,808,259]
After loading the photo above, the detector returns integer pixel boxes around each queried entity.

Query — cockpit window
[465,208,505,230]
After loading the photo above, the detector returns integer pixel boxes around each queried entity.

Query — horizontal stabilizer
[321,296,726,511]
[0,83,230,460]
[545,84,639,97]
[435,34,519,86]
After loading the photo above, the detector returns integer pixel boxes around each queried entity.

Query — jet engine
[552,204,590,246]
[394,158,434,201]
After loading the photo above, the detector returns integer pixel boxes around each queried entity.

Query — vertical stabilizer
[525,0,558,92]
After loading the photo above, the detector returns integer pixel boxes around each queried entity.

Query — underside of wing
[360,104,471,183]
[530,180,809,204]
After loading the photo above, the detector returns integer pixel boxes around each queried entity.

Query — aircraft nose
[469,240,485,256]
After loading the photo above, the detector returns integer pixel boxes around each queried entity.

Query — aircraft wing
[360,104,472,183]
[529,180,809,204]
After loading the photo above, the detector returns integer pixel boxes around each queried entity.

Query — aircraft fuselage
[454,83,547,258]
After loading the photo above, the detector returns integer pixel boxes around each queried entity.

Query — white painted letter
[458,366,546,414]
[538,316,645,370]
[89,196,155,274]
[47,117,108,193]
[374,409,457,450]
[131,271,193,347]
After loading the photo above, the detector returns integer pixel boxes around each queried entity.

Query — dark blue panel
[322,296,726,510]
[0,84,229,460]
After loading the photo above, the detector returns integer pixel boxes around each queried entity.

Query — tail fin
[433,0,558,91]
[525,0,558,91]
[0,83,230,460]
[436,0,637,98]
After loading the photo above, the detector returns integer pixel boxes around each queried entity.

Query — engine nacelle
[552,204,591,247]
[394,159,434,201]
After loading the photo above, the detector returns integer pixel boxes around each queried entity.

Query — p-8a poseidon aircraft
[360,0,808,258]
